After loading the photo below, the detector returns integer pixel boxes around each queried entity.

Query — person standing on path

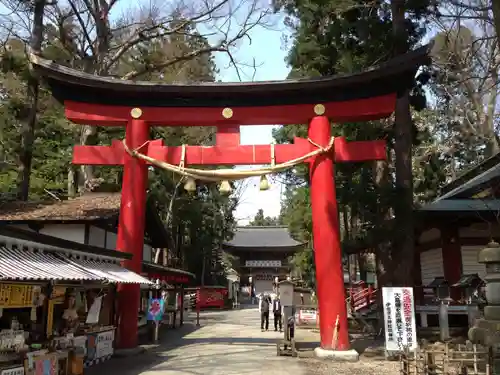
[272,294,282,332]
[259,294,271,331]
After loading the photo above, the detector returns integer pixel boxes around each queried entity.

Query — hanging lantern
[259,175,270,191]
[219,180,232,195]
[184,177,196,193]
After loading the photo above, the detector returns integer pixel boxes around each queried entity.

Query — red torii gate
[30,46,429,358]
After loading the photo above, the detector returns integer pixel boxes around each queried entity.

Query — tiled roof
[0,193,121,222]
[223,226,304,248]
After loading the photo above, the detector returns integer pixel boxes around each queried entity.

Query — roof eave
[30,45,431,107]
[0,225,133,260]
[141,261,195,279]
[0,217,117,224]
[222,243,305,252]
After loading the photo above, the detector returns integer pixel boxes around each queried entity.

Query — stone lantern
[469,240,500,346]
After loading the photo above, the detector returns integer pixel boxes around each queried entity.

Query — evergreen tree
[0,15,236,283]
[273,0,436,286]
[249,209,281,226]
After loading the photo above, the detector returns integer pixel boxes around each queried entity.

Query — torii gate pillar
[309,116,354,359]
[115,119,149,350]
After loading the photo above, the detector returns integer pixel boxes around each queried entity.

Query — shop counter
[0,365,24,375]
[24,351,59,375]
[82,328,115,368]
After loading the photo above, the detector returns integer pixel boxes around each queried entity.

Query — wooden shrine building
[349,153,500,330]
[222,226,305,297]
[415,154,500,292]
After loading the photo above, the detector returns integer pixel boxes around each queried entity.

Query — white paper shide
[382,287,417,352]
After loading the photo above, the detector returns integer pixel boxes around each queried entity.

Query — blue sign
[147,298,165,321]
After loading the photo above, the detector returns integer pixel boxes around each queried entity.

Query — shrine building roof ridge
[29,45,431,108]
[223,226,305,250]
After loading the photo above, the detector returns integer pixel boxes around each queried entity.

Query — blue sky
[206,16,292,224]
[110,1,292,224]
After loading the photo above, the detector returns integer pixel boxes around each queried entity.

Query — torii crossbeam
[30,45,430,358]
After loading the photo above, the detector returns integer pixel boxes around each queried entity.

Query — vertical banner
[382,287,417,352]
[147,298,165,321]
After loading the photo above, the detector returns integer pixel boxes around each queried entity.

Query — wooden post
[179,289,184,326]
[153,321,159,342]
[426,350,436,375]
[443,343,449,374]
[473,344,478,375]
[196,301,200,327]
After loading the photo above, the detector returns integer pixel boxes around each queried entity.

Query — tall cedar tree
[273,0,431,286]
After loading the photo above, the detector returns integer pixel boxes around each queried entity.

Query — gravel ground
[300,357,401,375]
[292,330,403,375]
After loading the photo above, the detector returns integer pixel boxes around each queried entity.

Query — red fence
[348,281,377,312]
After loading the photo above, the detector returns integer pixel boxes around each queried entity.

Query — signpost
[382,287,417,353]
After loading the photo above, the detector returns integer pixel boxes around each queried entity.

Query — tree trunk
[373,135,395,334]
[492,0,500,53]
[391,0,415,286]
[77,0,111,191]
[16,0,45,200]
[200,251,206,286]
[357,253,368,282]
[78,126,98,192]
[342,205,350,240]
[68,165,77,198]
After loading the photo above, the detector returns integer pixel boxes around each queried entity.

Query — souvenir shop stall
[45,284,116,369]
[140,262,195,333]
[0,282,101,375]
[0,282,49,375]
[0,281,119,375]
[0,240,153,375]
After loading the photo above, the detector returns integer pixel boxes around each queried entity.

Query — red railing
[348,281,377,312]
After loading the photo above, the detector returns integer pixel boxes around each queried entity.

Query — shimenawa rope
[122,137,335,182]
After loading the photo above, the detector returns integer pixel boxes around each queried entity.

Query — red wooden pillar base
[116,118,149,349]
[309,116,350,351]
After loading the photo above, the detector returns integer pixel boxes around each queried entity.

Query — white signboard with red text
[382,287,417,352]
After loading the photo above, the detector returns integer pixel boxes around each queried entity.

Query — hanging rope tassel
[123,137,335,182]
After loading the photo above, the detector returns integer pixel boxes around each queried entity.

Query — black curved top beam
[30,45,431,108]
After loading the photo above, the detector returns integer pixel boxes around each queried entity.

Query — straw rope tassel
[122,137,335,182]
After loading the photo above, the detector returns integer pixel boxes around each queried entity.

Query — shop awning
[65,257,153,285]
[0,246,104,281]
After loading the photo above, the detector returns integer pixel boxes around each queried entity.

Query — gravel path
[300,357,401,375]
[87,307,402,375]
